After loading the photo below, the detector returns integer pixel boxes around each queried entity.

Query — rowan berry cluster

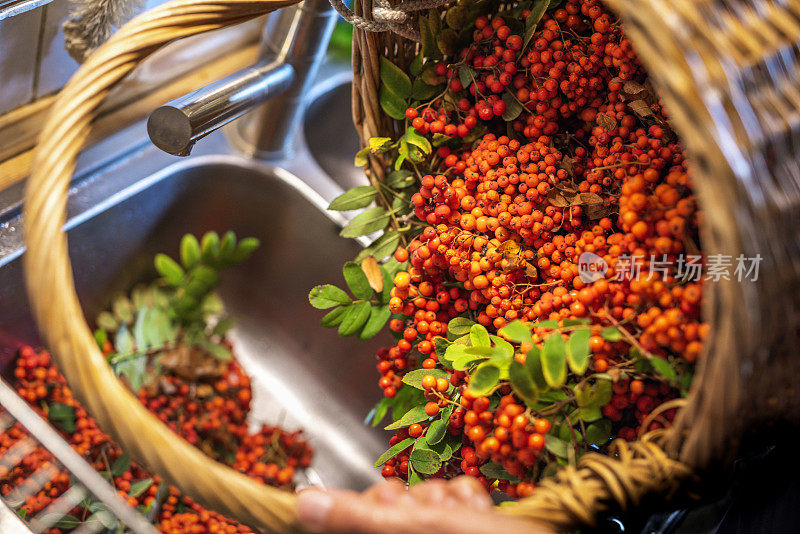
[2,345,312,533]
[404,0,642,145]
[369,0,707,497]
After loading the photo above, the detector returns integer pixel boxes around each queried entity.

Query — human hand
[297,476,553,534]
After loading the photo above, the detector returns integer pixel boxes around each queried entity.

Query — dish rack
[0,378,154,533]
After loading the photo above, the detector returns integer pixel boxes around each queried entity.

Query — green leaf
[338,301,372,337]
[53,515,81,529]
[432,133,452,147]
[448,316,476,338]
[411,78,441,100]
[128,478,154,499]
[200,232,220,261]
[437,27,458,55]
[184,265,220,298]
[111,453,131,476]
[355,147,371,167]
[390,386,424,422]
[410,53,424,76]
[340,207,391,238]
[498,320,532,343]
[391,191,412,216]
[651,356,677,382]
[419,12,442,59]
[380,56,412,99]
[536,319,560,329]
[204,341,233,361]
[601,327,623,342]
[434,337,451,365]
[566,327,591,375]
[404,128,432,155]
[133,307,150,353]
[466,362,500,396]
[502,90,524,121]
[329,186,377,211]
[231,236,260,264]
[452,352,488,371]
[94,328,108,349]
[48,403,76,433]
[545,434,570,458]
[595,379,613,406]
[380,87,408,120]
[308,285,351,309]
[147,307,175,347]
[408,464,423,485]
[394,151,407,171]
[212,316,235,338]
[409,448,441,475]
[359,305,392,340]
[523,0,549,51]
[114,353,147,392]
[385,404,429,430]
[374,438,415,467]
[112,296,135,325]
[343,262,373,300]
[219,231,237,260]
[445,4,467,28]
[586,420,612,447]
[402,368,450,390]
[577,406,602,422]
[96,311,118,331]
[356,231,402,263]
[562,318,591,327]
[430,432,460,462]
[542,333,567,388]
[480,462,520,482]
[369,137,392,151]
[489,336,515,362]
[386,170,415,189]
[426,406,452,445]
[458,66,476,90]
[525,344,548,391]
[509,361,539,405]
[367,396,393,428]
[470,324,491,348]
[115,326,135,355]
[379,264,396,304]
[154,254,184,286]
[180,234,202,269]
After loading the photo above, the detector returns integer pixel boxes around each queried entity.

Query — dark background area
[590,437,800,534]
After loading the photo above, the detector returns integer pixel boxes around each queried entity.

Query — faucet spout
[147,61,294,156]
[147,0,336,158]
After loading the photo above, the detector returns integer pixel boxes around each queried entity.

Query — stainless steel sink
[0,68,392,519]
[303,81,369,191]
[0,63,392,534]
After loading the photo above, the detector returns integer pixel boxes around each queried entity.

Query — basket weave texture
[21,0,800,532]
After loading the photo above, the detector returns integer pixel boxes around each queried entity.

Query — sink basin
[304,82,369,191]
[0,156,385,492]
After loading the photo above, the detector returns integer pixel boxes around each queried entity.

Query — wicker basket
[21,0,800,532]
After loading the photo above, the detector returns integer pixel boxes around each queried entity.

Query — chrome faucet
[147,0,337,158]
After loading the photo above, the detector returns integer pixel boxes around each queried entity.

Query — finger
[297,487,555,534]
[363,479,408,504]
[408,479,448,505]
[446,476,493,510]
[298,488,412,534]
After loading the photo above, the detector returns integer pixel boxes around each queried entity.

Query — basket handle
[24,1,304,531]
